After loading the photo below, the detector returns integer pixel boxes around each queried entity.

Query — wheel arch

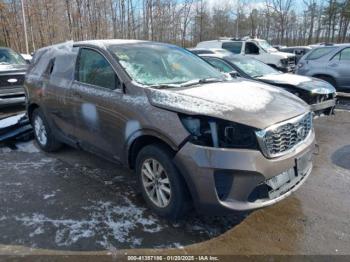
[27,103,40,122]
[312,74,338,87]
[126,130,183,170]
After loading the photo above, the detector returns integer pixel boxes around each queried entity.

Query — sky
[204,0,325,14]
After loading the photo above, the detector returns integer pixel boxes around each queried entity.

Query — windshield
[108,43,224,86]
[257,40,277,52]
[0,49,27,65]
[226,56,280,78]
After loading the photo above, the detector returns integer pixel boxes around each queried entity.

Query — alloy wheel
[34,115,48,146]
[141,158,171,208]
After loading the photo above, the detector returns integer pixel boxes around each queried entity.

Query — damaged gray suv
[25,40,315,219]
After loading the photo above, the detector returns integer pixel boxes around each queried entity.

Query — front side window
[245,42,259,55]
[77,48,118,89]
[0,48,27,65]
[205,57,234,73]
[108,43,224,86]
[227,56,279,78]
[222,42,243,54]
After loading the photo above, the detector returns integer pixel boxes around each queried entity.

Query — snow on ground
[15,141,40,153]
[0,113,25,128]
[15,197,163,249]
[0,141,40,154]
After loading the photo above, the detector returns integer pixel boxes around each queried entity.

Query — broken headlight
[179,114,259,149]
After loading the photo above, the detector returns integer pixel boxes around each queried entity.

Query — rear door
[71,47,125,161]
[330,47,350,89]
[43,48,79,139]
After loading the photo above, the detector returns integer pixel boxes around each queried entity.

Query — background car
[295,44,350,92]
[199,53,337,116]
[196,37,296,72]
[21,53,33,63]
[0,47,28,108]
[279,46,312,63]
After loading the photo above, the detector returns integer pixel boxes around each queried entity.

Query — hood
[257,73,336,94]
[0,64,27,74]
[145,79,308,130]
[269,51,295,58]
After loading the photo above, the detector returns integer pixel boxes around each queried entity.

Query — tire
[316,75,337,89]
[135,144,190,220]
[32,108,62,152]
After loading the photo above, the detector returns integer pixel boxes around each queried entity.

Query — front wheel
[136,144,190,220]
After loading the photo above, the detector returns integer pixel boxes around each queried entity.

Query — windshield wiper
[148,83,182,89]
[253,74,264,78]
[180,78,224,87]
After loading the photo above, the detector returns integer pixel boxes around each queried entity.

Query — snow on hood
[271,51,295,58]
[146,80,308,129]
[0,64,27,73]
[257,73,336,94]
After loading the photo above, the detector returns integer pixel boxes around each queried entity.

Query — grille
[288,57,295,66]
[256,113,313,158]
[0,74,25,88]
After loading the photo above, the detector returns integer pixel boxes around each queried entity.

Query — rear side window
[306,47,336,60]
[205,57,233,73]
[222,42,242,54]
[332,48,350,61]
[76,48,119,90]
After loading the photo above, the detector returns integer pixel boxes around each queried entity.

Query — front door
[71,47,125,161]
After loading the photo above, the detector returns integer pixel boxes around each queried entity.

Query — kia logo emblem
[7,78,18,83]
[297,126,306,138]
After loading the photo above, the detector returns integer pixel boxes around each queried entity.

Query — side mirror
[229,71,240,77]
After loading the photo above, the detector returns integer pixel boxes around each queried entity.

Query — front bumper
[174,130,315,214]
[310,98,336,115]
[0,88,26,107]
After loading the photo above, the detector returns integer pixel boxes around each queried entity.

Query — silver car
[295,44,350,92]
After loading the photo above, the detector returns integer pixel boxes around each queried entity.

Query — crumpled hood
[0,64,27,74]
[257,73,336,94]
[145,79,308,130]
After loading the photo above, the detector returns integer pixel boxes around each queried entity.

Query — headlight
[310,87,334,95]
[179,114,259,149]
[297,62,304,68]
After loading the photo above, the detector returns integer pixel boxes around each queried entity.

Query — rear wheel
[32,108,62,152]
[136,144,190,220]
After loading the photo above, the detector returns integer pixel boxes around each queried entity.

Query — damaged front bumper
[174,130,315,214]
[310,98,337,116]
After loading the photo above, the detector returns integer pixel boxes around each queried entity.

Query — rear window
[306,47,336,60]
[222,42,242,54]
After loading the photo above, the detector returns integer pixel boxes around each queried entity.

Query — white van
[197,37,296,72]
